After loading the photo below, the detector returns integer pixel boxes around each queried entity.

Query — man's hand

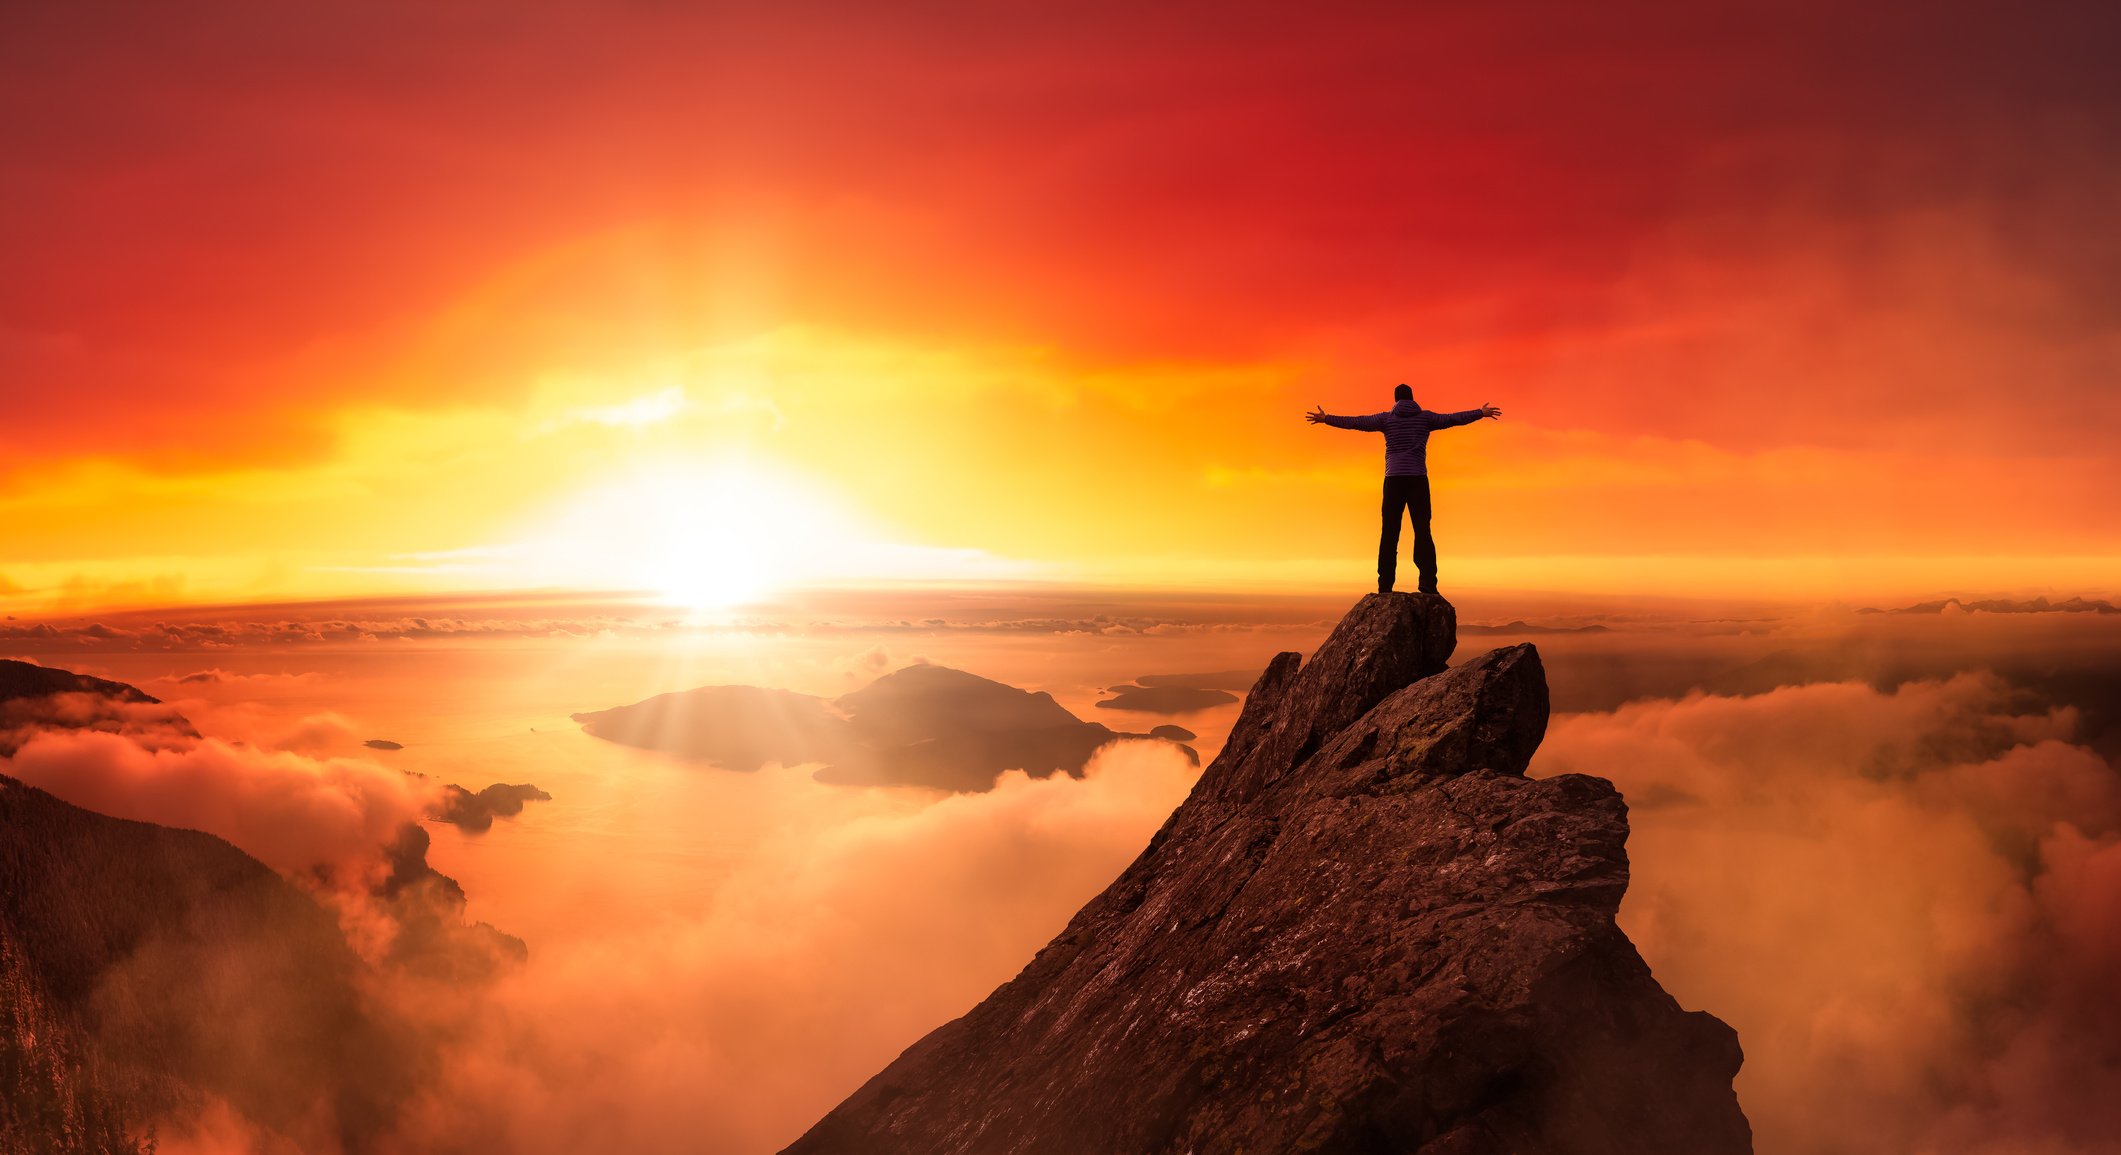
[1306,405,1327,424]
[1480,402,1503,420]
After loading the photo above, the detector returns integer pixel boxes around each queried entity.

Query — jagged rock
[784,593,1749,1155]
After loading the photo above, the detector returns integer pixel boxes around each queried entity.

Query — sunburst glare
[515,461,842,608]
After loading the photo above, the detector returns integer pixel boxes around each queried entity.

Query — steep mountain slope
[0,773,418,1153]
[0,660,509,1152]
[784,593,1750,1155]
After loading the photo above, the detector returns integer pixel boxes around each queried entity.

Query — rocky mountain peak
[783,592,1751,1155]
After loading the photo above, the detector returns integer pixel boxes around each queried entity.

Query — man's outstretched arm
[1306,405,1389,431]
[1430,402,1503,428]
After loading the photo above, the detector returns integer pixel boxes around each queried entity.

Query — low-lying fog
[6,585,2118,1154]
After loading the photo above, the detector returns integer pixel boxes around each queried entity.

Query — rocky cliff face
[0,661,513,1152]
[784,593,1751,1155]
[0,772,419,1154]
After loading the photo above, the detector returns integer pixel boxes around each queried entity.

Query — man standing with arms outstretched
[1307,384,1501,595]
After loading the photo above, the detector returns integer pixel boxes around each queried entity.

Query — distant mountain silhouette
[1132,670,1262,691]
[1460,620,1614,635]
[1859,595,2120,615]
[432,781,551,832]
[0,658,198,755]
[1094,685,1239,713]
[1095,669,1263,715]
[574,663,1196,791]
[0,659,160,707]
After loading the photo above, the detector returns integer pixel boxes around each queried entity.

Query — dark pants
[1378,475,1435,592]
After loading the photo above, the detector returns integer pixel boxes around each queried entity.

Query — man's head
[1394,384,1413,402]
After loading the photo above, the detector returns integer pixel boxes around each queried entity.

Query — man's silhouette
[1307,384,1501,595]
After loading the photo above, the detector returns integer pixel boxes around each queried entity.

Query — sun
[522,461,860,609]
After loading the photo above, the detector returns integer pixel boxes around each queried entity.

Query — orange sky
[3,1,2118,610]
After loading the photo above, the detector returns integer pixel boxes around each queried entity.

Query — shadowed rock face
[0,662,526,1150]
[783,593,1750,1155]
[0,774,419,1153]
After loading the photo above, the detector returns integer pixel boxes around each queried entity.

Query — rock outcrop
[432,781,552,832]
[784,593,1750,1155]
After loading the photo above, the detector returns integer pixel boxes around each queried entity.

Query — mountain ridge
[0,660,530,1151]
[0,770,420,1153]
